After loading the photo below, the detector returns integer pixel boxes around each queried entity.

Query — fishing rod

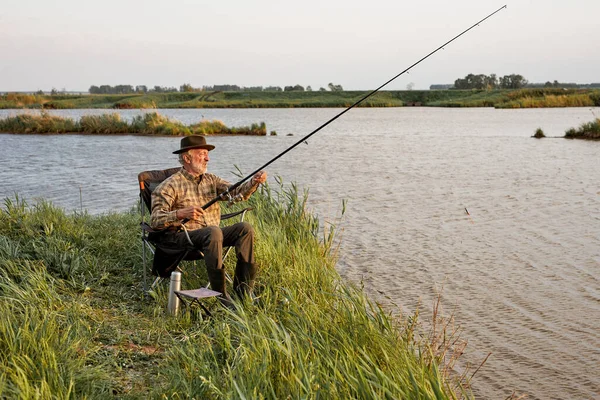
[202,4,507,210]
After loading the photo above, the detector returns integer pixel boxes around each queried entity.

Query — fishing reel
[226,191,244,206]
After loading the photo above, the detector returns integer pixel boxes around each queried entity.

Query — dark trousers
[164,221,255,272]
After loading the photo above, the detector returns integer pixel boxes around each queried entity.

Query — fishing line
[202,5,507,210]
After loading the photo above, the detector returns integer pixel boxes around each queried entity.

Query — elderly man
[151,135,267,307]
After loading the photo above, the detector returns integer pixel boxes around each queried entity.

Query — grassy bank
[0,184,468,399]
[0,111,267,135]
[565,118,600,140]
[3,89,600,109]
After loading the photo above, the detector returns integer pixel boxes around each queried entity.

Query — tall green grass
[0,111,267,135]
[0,183,469,398]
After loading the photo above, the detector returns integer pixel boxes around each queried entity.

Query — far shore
[2,88,599,110]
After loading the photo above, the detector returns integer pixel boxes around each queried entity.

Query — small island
[565,118,600,140]
[0,111,267,136]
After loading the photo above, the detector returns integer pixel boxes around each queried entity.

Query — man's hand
[251,170,267,185]
[176,205,205,221]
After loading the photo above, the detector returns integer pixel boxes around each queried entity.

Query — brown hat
[173,135,215,154]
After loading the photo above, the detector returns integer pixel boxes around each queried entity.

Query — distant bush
[533,128,545,138]
[565,118,600,140]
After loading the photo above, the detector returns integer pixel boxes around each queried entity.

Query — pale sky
[1,0,599,92]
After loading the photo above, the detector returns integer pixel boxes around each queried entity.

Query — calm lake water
[1,107,599,399]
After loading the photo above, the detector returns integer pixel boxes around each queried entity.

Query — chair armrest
[141,222,157,233]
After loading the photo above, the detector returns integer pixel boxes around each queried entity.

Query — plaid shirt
[151,168,258,230]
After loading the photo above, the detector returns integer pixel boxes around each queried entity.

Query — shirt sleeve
[150,182,180,230]
[215,176,259,202]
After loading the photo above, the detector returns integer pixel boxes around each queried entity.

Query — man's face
[185,148,210,175]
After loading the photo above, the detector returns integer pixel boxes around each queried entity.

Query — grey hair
[178,151,188,165]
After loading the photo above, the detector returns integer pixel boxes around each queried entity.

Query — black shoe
[218,294,237,311]
[208,268,236,310]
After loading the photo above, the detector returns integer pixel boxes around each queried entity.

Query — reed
[498,94,595,109]
[79,113,130,134]
[0,182,467,398]
[564,118,600,140]
[0,111,267,136]
[0,93,48,108]
[129,112,192,135]
[0,111,78,133]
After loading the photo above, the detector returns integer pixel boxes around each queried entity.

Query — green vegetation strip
[3,88,600,109]
[0,183,466,399]
[0,112,267,135]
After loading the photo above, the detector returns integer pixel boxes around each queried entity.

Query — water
[1,107,599,399]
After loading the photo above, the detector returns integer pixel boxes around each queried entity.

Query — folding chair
[137,167,252,300]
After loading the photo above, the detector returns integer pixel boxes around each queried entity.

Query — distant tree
[284,84,304,92]
[35,90,44,95]
[319,87,326,91]
[406,82,414,91]
[114,85,135,94]
[454,73,499,90]
[136,85,148,93]
[455,74,484,89]
[264,86,282,92]
[485,74,498,89]
[180,83,194,92]
[213,84,241,91]
[306,85,312,91]
[150,86,178,93]
[50,87,58,96]
[328,82,343,91]
[499,74,528,89]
